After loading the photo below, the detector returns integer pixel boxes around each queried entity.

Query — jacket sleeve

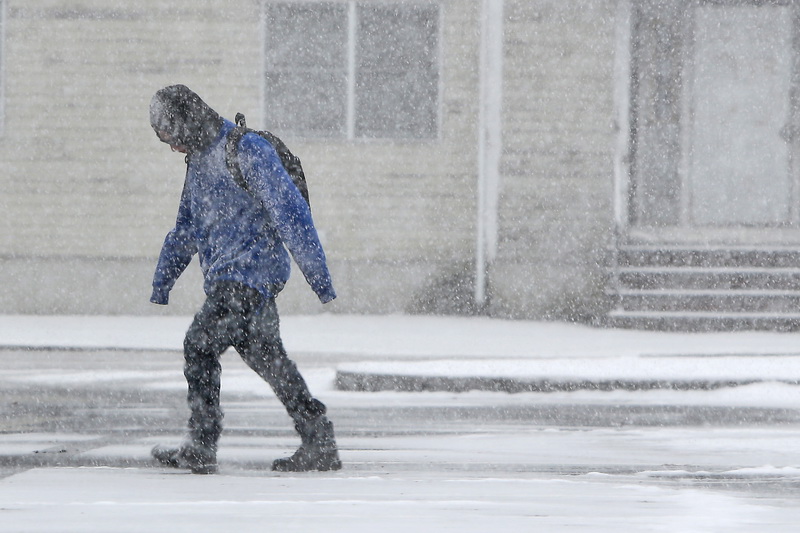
[238,134,336,304]
[151,180,197,305]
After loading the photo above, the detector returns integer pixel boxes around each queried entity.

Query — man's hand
[150,287,170,305]
[318,288,336,304]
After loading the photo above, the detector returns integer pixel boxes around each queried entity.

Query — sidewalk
[3,314,800,533]
[1,313,799,393]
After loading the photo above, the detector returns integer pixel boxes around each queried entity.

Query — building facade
[0,0,795,329]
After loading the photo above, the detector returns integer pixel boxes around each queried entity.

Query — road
[2,348,800,531]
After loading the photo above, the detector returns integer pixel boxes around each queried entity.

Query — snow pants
[182,281,326,449]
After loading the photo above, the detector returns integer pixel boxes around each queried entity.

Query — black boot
[272,416,342,472]
[152,442,218,475]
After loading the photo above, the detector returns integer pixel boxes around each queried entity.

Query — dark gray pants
[182,281,325,448]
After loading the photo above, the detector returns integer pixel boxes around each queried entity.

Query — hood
[150,85,223,154]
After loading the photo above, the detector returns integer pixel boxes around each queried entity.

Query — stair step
[606,246,800,330]
[614,289,800,313]
[615,246,800,268]
[606,309,800,332]
[614,267,800,290]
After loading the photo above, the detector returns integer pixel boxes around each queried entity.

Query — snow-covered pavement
[5,464,800,533]
[4,313,800,391]
[2,314,800,532]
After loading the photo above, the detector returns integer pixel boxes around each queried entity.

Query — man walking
[148,85,340,474]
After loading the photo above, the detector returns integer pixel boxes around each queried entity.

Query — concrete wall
[490,0,617,320]
[0,0,621,321]
[0,1,266,315]
[0,0,487,317]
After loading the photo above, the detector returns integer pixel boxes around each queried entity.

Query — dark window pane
[264,2,348,137]
[265,71,348,136]
[355,3,439,139]
[356,70,438,139]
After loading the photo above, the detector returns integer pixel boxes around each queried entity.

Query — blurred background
[2,0,796,332]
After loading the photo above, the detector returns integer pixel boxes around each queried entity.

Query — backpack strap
[224,113,252,194]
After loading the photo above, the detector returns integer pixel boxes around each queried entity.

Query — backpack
[224,112,310,207]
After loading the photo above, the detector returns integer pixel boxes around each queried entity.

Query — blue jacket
[151,120,336,305]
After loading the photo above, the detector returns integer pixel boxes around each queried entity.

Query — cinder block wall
[0,1,264,315]
[0,0,484,316]
[490,0,617,320]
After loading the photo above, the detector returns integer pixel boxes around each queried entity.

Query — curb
[335,370,799,393]
[0,345,182,353]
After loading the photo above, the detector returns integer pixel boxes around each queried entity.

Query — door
[687,4,793,226]
[627,0,800,239]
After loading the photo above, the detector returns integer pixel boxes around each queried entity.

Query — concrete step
[607,245,800,330]
[615,246,800,268]
[615,267,800,291]
[614,289,800,313]
[605,309,800,332]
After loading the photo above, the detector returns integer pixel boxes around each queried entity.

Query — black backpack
[224,112,310,207]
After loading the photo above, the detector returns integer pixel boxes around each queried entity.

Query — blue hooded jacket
[151,119,336,305]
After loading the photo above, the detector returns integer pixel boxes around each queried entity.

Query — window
[263,1,439,139]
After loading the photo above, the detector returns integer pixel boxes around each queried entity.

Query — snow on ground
[3,314,800,532]
[4,466,798,533]
[1,313,799,358]
[3,313,800,408]
[4,427,800,533]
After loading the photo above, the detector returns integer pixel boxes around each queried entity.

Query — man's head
[150,85,223,154]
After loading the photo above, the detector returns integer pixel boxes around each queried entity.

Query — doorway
[627,0,800,240]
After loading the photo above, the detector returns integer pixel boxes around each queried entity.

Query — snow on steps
[606,246,800,331]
